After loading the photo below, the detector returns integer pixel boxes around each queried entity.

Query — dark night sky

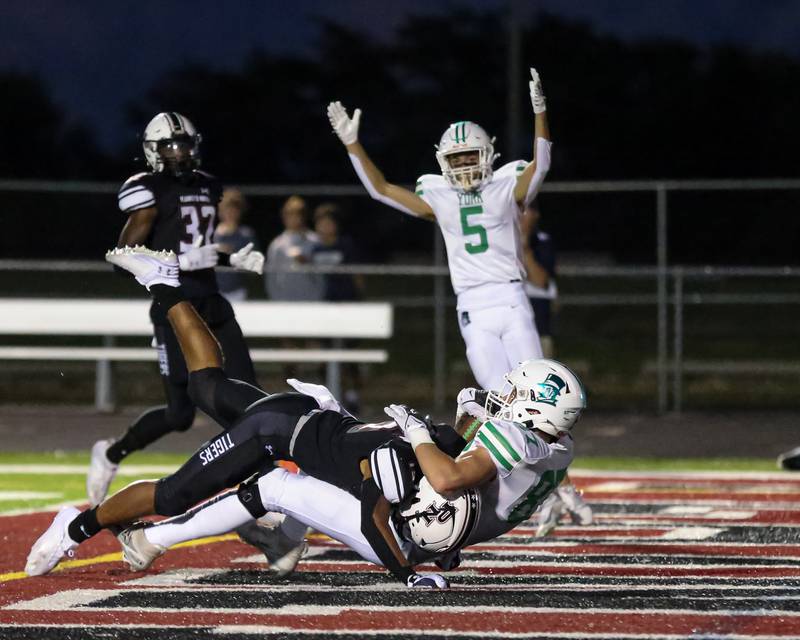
[3,0,800,151]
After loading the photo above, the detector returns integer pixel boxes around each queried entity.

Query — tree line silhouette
[3,10,799,263]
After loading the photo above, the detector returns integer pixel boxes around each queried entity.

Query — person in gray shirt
[265,195,322,301]
[215,188,259,302]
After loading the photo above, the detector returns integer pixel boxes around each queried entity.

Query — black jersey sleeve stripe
[118,185,147,198]
[389,448,403,502]
[369,443,412,504]
[369,448,384,494]
[120,198,156,213]
[119,187,156,212]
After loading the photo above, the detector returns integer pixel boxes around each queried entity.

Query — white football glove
[407,572,450,589]
[286,378,353,417]
[178,236,219,271]
[384,404,429,439]
[456,387,489,423]
[327,101,361,145]
[230,242,264,274]
[529,67,547,114]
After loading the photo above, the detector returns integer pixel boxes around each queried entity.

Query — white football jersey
[416,161,531,295]
[459,417,574,545]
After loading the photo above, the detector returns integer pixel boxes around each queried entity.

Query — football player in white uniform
[327,68,591,531]
[394,359,585,556]
[327,68,550,391]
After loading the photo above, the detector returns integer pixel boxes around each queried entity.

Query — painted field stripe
[12,593,800,617]
[0,464,178,475]
[0,491,62,500]
[4,597,800,635]
[4,622,791,639]
[0,533,238,583]
[0,500,91,517]
[569,469,797,481]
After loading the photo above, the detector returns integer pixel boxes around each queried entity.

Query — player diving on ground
[327,66,590,534]
[27,248,465,588]
[26,247,585,588]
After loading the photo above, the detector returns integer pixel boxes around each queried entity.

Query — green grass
[0,451,186,512]
[0,452,782,514]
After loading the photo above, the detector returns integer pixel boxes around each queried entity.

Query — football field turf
[1,453,797,638]
[0,451,779,515]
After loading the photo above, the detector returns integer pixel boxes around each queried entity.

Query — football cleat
[25,506,80,576]
[535,492,566,537]
[558,483,593,525]
[86,439,119,507]
[118,525,166,571]
[235,520,308,577]
[105,245,180,290]
[778,446,800,470]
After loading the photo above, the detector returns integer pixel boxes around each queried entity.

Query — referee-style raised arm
[327,101,435,220]
[514,68,552,206]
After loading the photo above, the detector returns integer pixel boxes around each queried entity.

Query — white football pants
[458,293,542,390]
[145,467,407,567]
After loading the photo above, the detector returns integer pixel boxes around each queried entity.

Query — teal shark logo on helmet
[536,373,567,406]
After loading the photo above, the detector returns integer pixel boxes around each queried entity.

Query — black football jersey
[291,411,466,499]
[118,170,223,299]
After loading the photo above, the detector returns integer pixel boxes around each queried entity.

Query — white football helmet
[142,112,202,175]
[486,359,586,437]
[435,121,498,192]
[398,477,478,554]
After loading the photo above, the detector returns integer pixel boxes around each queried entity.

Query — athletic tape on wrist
[408,428,435,450]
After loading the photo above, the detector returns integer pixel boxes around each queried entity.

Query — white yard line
[0,464,178,475]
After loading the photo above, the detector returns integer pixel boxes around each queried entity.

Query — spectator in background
[520,200,558,358]
[214,188,259,302]
[265,196,322,301]
[311,203,364,302]
[311,203,364,413]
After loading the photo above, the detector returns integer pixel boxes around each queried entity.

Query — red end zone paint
[2,470,800,639]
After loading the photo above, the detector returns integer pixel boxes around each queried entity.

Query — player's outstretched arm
[384,404,495,493]
[514,68,552,205]
[360,459,449,589]
[327,101,434,220]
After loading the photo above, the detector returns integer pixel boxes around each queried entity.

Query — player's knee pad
[236,475,268,519]
[153,477,196,517]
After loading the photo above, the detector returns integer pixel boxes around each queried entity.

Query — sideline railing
[5,176,800,412]
[3,259,800,413]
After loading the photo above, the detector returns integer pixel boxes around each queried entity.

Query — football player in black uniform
[87,112,264,506]
[29,246,465,588]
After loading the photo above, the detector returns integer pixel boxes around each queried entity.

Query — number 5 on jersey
[460,205,489,254]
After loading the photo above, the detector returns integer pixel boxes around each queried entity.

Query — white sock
[145,491,252,549]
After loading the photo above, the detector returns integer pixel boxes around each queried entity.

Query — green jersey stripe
[485,421,522,462]
[477,432,513,471]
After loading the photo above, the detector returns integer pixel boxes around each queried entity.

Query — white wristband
[408,429,435,451]
[525,137,552,204]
